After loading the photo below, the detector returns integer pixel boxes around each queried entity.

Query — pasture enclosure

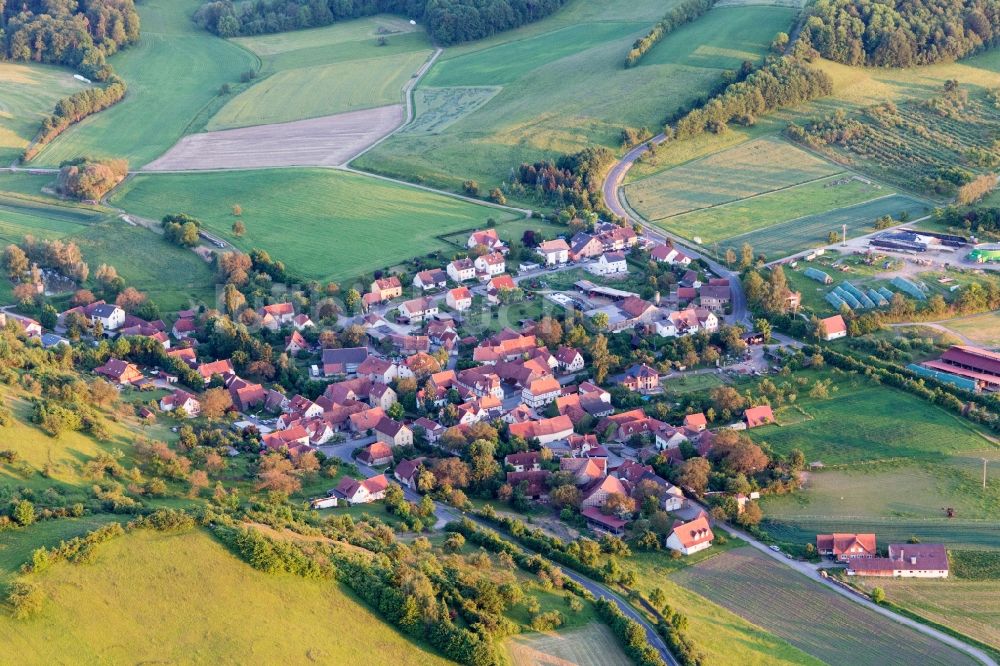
[0,529,452,665]
[506,623,631,666]
[0,62,90,165]
[111,169,518,284]
[31,0,255,168]
[673,547,979,666]
[143,106,404,171]
[356,1,797,195]
[624,137,840,221]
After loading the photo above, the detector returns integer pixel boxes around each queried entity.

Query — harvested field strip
[720,193,929,260]
[624,137,839,220]
[111,168,517,284]
[505,622,631,666]
[672,547,979,665]
[143,106,404,171]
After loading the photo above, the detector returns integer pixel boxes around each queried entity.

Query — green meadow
[111,169,518,285]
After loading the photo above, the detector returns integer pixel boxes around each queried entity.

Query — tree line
[625,0,715,68]
[509,146,614,211]
[800,0,1000,68]
[24,78,127,161]
[195,0,569,45]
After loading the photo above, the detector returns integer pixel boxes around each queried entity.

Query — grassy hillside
[0,528,454,665]
[0,62,90,165]
[208,16,433,129]
[31,0,255,168]
[110,169,518,284]
[355,1,796,196]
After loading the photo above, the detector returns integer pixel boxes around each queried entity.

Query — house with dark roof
[322,347,369,377]
[95,359,143,385]
[414,268,448,291]
[847,543,949,578]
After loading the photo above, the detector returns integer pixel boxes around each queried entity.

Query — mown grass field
[506,623,631,666]
[851,575,1000,651]
[673,547,979,665]
[32,0,255,168]
[355,1,796,196]
[209,16,433,130]
[624,137,840,220]
[0,62,90,165]
[111,169,517,284]
[0,515,126,582]
[0,528,453,665]
[940,311,1000,347]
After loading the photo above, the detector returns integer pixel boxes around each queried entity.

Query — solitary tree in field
[871,587,885,604]
[232,220,246,237]
[232,204,242,216]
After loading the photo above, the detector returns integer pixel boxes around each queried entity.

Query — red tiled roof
[671,512,714,548]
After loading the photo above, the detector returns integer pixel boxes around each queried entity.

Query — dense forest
[801,0,1000,67]
[1,0,140,81]
[195,0,569,44]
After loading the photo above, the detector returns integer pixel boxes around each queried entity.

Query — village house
[622,364,660,394]
[285,330,308,354]
[350,407,386,433]
[487,274,517,304]
[683,412,707,431]
[521,376,562,408]
[580,475,630,510]
[596,223,638,251]
[820,314,848,341]
[506,470,551,500]
[229,378,266,412]
[508,415,574,445]
[650,244,692,266]
[88,303,126,331]
[474,252,506,278]
[554,345,585,374]
[504,451,542,472]
[414,268,448,291]
[537,239,570,265]
[561,457,607,486]
[744,405,774,428]
[370,383,397,411]
[698,283,731,313]
[374,417,413,447]
[171,317,196,339]
[159,389,200,418]
[335,474,390,505]
[398,296,438,323]
[569,232,604,261]
[666,512,714,555]
[847,543,949,578]
[262,427,311,456]
[259,303,295,331]
[95,358,143,385]
[370,276,402,302]
[446,286,473,312]
[816,533,878,562]
[394,457,427,489]
[358,441,394,467]
[456,367,504,400]
[468,229,507,254]
[293,313,314,330]
[356,356,398,385]
[447,258,476,283]
[656,307,718,337]
[167,347,197,367]
[2,312,41,338]
[473,332,538,364]
[413,417,444,443]
[586,251,628,276]
[322,347,369,377]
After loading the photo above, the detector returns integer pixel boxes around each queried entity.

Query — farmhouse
[521,376,562,408]
[651,245,691,266]
[262,427,311,455]
[414,268,448,291]
[820,314,847,341]
[358,441,394,467]
[569,232,604,261]
[586,251,628,276]
[487,274,517,303]
[699,284,731,313]
[94,359,143,385]
[370,276,402,302]
[744,405,774,428]
[555,346,584,373]
[335,474,389,505]
[88,303,126,331]
[447,258,476,283]
[816,533,877,562]
[374,417,413,447]
[666,512,714,555]
[293,314,314,330]
[560,457,607,486]
[580,475,630,509]
[848,543,949,578]
[537,239,570,265]
[446,286,473,311]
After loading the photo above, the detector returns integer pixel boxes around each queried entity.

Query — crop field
[940,311,1000,348]
[506,623,630,666]
[0,62,90,165]
[746,375,994,465]
[0,529,452,665]
[672,547,979,666]
[111,169,517,284]
[402,87,501,135]
[726,193,929,260]
[624,137,840,221]
[32,0,256,168]
[356,1,796,196]
[850,576,1000,650]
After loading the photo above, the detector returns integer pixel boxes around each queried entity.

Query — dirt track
[142,104,403,171]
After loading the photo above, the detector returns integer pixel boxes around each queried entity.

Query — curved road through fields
[602,136,749,326]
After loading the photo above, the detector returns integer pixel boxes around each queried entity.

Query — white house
[555,346,584,373]
[159,390,200,418]
[586,251,628,276]
[651,245,692,266]
[662,483,686,512]
[89,303,125,331]
[398,297,438,322]
[446,286,473,312]
[474,252,506,277]
[666,512,714,555]
[414,268,448,291]
[521,376,561,409]
[820,314,847,341]
[447,258,476,283]
[537,239,570,266]
[334,474,390,505]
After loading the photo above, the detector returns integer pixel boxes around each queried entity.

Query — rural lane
[601,137,750,326]
[717,520,998,666]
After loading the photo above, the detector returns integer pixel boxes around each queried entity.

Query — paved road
[601,137,750,326]
[715,518,998,666]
